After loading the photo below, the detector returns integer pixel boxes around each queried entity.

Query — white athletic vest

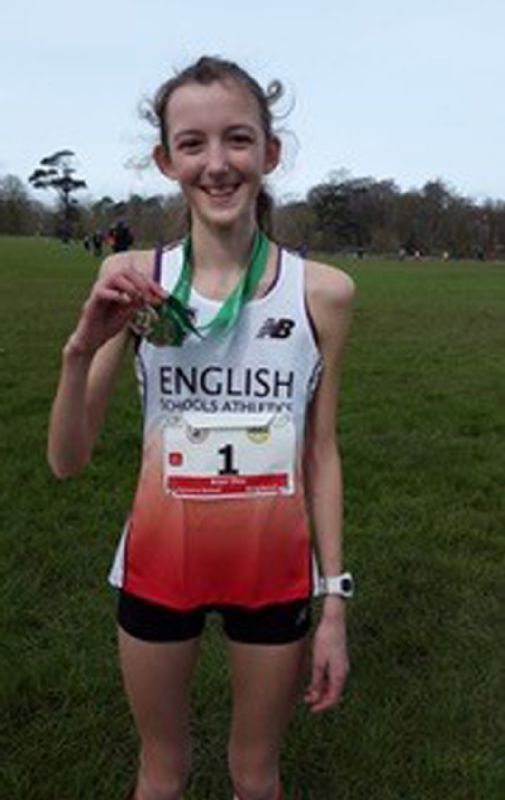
[109,244,322,609]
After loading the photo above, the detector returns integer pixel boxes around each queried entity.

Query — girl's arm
[48,253,165,478]
[303,260,355,713]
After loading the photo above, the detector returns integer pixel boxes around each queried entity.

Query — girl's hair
[146,56,283,236]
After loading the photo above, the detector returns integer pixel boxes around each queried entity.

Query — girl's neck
[189,218,259,276]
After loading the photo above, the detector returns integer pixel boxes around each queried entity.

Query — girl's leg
[227,636,309,800]
[118,628,201,800]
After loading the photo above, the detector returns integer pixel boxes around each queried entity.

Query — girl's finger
[305,665,324,700]
[124,266,164,298]
[149,279,167,297]
[104,274,146,303]
[94,287,136,305]
[127,265,167,300]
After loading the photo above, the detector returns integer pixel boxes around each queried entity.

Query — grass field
[1,236,503,800]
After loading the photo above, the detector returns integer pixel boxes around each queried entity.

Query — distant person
[83,235,91,252]
[59,220,71,245]
[109,219,134,253]
[92,230,104,258]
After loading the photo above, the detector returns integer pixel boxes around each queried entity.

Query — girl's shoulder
[304,258,356,313]
[303,258,355,354]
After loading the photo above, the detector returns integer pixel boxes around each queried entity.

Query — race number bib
[163,412,296,499]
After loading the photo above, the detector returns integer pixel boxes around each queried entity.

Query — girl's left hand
[304,615,349,712]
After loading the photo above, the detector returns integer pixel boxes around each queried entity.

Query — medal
[129,305,159,338]
[130,296,192,346]
[130,229,270,347]
[144,312,178,347]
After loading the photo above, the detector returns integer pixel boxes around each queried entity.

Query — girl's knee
[137,772,187,800]
[137,752,190,800]
[231,773,278,800]
[229,749,279,800]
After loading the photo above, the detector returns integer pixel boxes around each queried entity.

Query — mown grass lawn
[1,236,503,799]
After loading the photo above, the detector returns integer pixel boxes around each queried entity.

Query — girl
[48,56,355,800]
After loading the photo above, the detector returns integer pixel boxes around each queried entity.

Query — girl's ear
[263,135,281,176]
[153,144,177,180]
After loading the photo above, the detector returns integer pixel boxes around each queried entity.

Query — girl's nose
[206,143,229,176]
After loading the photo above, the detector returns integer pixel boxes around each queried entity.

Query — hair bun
[266,79,284,105]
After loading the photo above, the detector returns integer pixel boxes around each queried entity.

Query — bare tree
[0,175,33,234]
[28,150,86,242]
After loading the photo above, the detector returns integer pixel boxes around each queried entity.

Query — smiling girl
[48,56,355,800]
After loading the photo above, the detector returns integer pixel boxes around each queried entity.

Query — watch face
[321,572,354,598]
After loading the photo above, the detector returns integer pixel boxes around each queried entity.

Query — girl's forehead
[166,80,262,133]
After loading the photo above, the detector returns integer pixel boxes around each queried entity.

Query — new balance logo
[256,318,296,339]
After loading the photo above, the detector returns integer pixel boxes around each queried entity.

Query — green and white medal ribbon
[131,230,270,346]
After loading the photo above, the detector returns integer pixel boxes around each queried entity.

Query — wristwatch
[319,572,354,599]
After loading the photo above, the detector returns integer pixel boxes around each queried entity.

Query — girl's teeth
[207,186,236,196]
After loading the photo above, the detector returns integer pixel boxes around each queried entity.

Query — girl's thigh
[227,635,309,756]
[118,627,201,744]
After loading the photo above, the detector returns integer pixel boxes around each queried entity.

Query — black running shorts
[117,590,311,645]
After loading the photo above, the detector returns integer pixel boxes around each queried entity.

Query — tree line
[1,167,504,259]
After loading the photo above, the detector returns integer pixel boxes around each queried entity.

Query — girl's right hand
[67,257,166,356]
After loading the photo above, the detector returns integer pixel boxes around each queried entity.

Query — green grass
[1,236,503,799]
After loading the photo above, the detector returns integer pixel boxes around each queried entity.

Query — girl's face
[154,79,280,231]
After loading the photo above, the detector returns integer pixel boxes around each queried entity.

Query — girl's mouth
[201,183,240,198]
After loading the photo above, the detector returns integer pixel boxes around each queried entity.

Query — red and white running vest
[109,244,322,609]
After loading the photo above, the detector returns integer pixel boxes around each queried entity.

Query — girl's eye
[229,133,254,146]
[179,140,203,152]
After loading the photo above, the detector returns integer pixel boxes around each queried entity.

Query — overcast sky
[2,0,504,206]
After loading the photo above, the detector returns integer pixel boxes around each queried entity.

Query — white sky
[2,0,504,205]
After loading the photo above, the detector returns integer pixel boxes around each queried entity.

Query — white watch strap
[319,571,354,598]
[311,553,354,598]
